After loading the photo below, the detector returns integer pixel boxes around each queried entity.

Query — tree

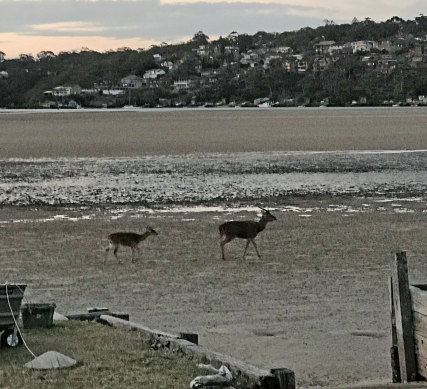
[37,51,56,60]
[19,54,34,62]
[193,31,209,45]
[0,51,5,62]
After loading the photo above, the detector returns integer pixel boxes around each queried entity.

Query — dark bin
[21,303,56,329]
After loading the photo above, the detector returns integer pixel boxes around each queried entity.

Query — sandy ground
[1,109,427,387]
[1,199,427,388]
[1,108,427,157]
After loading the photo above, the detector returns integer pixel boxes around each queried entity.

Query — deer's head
[259,207,277,222]
[146,226,159,235]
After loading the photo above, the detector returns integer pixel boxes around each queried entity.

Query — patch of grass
[0,321,202,389]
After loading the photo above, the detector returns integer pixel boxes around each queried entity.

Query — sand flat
[1,107,427,158]
[1,200,427,387]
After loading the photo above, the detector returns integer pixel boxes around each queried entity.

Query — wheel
[1,328,23,348]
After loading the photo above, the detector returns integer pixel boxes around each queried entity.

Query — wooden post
[270,368,295,389]
[391,251,418,382]
[390,276,401,382]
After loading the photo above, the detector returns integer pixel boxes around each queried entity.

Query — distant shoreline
[1,105,427,115]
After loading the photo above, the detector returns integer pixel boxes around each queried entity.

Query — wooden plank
[413,311,427,339]
[411,286,427,317]
[101,315,295,389]
[414,333,427,359]
[66,312,129,321]
[390,277,401,382]
[416,353,427,380]
[391,251,418,382]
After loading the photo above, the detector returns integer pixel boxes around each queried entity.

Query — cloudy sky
[0,0,426,58]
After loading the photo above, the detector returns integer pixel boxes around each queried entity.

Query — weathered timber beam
[391,251,418,382]
[100,314,295,389]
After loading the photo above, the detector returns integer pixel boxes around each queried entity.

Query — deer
[219,207,277,260]
[105,226,158,264]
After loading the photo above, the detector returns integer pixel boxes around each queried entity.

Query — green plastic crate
[21,303,56,329]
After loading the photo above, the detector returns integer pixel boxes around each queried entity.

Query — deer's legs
[250,239,261,258]
[113,246,122,263]
[105,243,121,263]
[131,247,136,263]
[106,243,121,263]
[220,236,235,260]
[243,239,251,258]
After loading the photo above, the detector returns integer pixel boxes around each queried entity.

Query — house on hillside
[120,75,144,88]
[224,46,239,61]
[377,55,397,73]
[161,60,174,70]
[313,57,333,72]
[44,85,82,97]
[200,70,219,85]
[0,70,8,79]
[273,46,292,54]
[351,41,377,53]
[143,69,166,80]
[173,79,193,91]
[228,31,239,42]
[102,89,125,96]
[314,41,336,54]
[240,51,259,67]
[194,45,210,57]
[297,60,308,73]
[263,55,282,69]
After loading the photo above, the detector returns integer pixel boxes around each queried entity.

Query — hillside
[0,15,426,108]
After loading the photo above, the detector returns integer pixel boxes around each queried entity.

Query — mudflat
[1,108,427,388]
[0,107,427,157]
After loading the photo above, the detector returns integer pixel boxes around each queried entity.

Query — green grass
[0,321,202,389]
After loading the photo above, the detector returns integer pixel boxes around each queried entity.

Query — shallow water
[1,150,426,206]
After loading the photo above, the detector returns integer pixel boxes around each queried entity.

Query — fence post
[270,368,295,389]
[390,251,418,382]
[390,276,401,382]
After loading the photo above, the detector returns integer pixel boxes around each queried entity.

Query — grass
[0,320,202,389]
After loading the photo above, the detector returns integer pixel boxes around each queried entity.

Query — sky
[0,0,426,59]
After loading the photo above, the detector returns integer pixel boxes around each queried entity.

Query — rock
[24,351,77,370]
[53,312,68,322]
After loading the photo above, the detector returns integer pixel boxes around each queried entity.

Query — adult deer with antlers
[219,207,277,260]
[105,226,158,263]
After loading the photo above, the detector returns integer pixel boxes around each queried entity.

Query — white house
[143,69,166,80]
[273,46,293,54]
[173,79,192,90]
[161,61,174,70]
[297,60,308,73]
[102,89,125,96]
[351,41,377,53]
[43,85,81,97]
